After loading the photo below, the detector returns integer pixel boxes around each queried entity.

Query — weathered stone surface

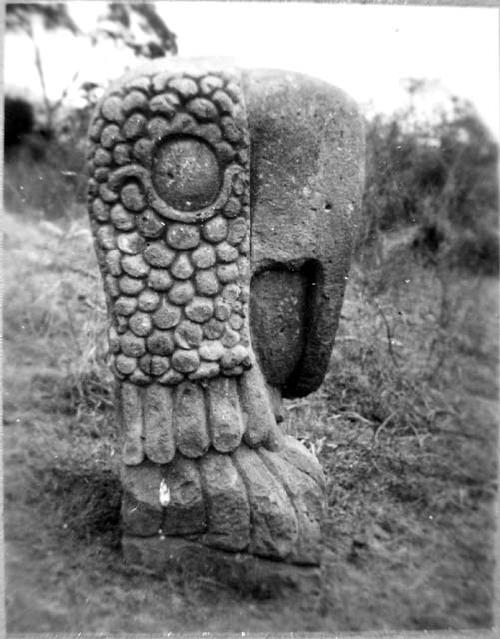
[216,241,239,263]
[121,254,150,278]
[119,275,145,296]
[120,381,144,465]
[120,332,146,358]
[94,148,112,166]
[243,68,364,397]
[137,289,161,312]
[203,318,225,340]
[222,197,240,218]
[173,381,209,458]
[191,244,216,269]
[143,384,175,464]
[101,123,123,148]
[199,74,223,94]
[123,89,148,113]
[217,263,239,283]
[162,455,206,535]
[129,311,153,337]
[133,139,155,167]
[147,116,170,140]
[117,231,146,255]
[123,113,147,139]
[88,60,364,571]
[199,340,224,361]
[169,76,198,98]
[168,281,195,305]
[186,97,218,121]
[99,184,119,203]
[136,209,165,238]
[111,204,135,231]
[199,450,250,550]
[167,224,200,250]
[171,349,200,373]
[170,253,193,280]
[101,95,124,123]
[227,218,247,245]
[114,143,131,165]
[259,448,324,565]
[121,461,163,536]
[233,446,298,560]
[281,435,326,490]
[115,296,137,317]
[143,242,175,268]
[96,225,115,250]
[153,137,221,211]
[147,330,175,356]
[221,283,240,303]
[174,320,203,349]
[195,269,219,296]
[152,301,180,329]
[189,361,219,380]
[242,374,275,450]
[121,182,146,211]
[185,296,213,323]
[207,377,244,452]
[214,299,231,321]
[150,91,179,116]
[212,90,233,113]
[115,353,136,376]
[148,268,173,291]
[202,216,227,243]
[92,198,110,222]
[221,345,250,370]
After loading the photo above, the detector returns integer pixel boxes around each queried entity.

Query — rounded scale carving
[89,67,253,384]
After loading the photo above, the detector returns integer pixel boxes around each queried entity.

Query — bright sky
[4,2,499,139]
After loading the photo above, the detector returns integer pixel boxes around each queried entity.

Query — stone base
[123,534,323,598]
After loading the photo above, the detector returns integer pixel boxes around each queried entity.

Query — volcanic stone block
[87,58,364,578]
[199,450,250,550]
[162,455,207,535]
[121,461,163,536]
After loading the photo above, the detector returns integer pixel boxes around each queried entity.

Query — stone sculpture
[87,58,364,589]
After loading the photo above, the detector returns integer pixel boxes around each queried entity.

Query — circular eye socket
[152,136,222,212]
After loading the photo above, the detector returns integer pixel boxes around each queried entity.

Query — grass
[3,207,498,632]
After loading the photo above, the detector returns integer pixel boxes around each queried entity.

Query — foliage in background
[6,2,177,130]
[359,81,498,276]
[4,2,178,218]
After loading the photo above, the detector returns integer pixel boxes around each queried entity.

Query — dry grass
[3,208,497,632]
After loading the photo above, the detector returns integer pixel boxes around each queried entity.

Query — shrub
[359,83,498,277]
[4,105,90,218]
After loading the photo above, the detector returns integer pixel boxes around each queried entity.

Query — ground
[3,210,497,632]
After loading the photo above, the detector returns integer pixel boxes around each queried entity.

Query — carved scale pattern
[87,68,251,387]
[87,66,280,465]
[86,64,326,564]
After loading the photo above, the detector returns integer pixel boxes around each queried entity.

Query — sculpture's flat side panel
[243,69,365,397]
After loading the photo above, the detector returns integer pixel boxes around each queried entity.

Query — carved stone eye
[152,136,222,212]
